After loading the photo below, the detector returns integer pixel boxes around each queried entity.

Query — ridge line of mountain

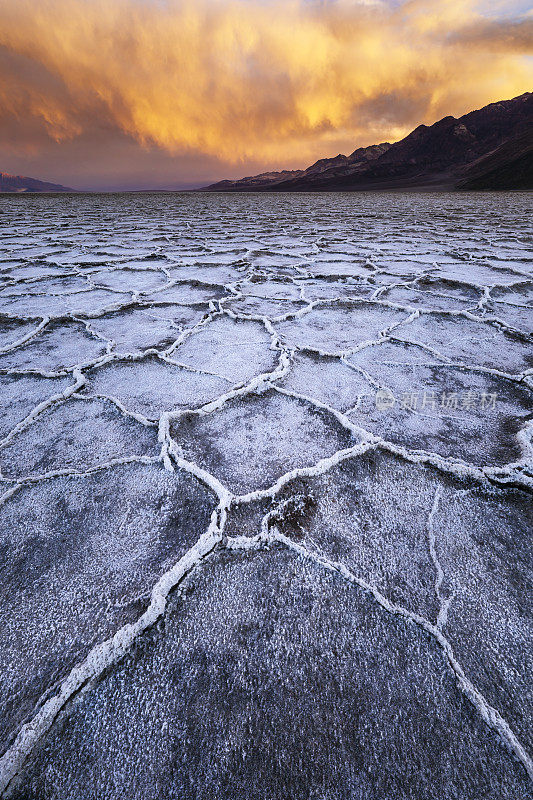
[200,93,533,192]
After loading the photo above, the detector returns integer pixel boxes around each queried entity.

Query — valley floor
[0,191,531,798]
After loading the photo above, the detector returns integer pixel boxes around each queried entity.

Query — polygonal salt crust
[0,374,72,439]
[371,271,418,286]
[296,279,375,302]
[370,259,426,277]
[392,312,533,373]
[247,251,304,270]
[0,321,107,373]
[10,548,531,799]
[116,257,169,270]
[491,282,533,306]
[3,264,71,281]
[171,389,355,495]
[1,193,532,798]
[263,450,447,619]
[85,357,229,417]
[261,265,306,279]
[487,303,532,335]
[49,251,113,267]
[167,264,246,285]
[346,347,532,466]
[62,289,131,316]
[432,261,526,286]
[0,461,216,752]
[224,296,305,319]
[172,316,277,384]
[348,338,443,369]
[432,484,533,751]
[262,450,532,745]
[0,396,158,479]
[85,309,182,354]
[306,256,373,278]
[0,273,17,288]
[275,301,407,353]
[496,266,533,280]
[0,292,71,319]
[347,389,529,469]
[144,302,208,327]
[5,244,64,260]
[0,276,89,296]
[0,317,41,351]
[89,268,168,293]
[280,352,371,412]
[240,279,302,301]
[415,276,482,301]
[381,286,476,312]
[143,282,226,305]
[308,242,363,257]
[176,248,249,267]
[39,247,94,264]
[41,276,93,295]
[0,253,23,264]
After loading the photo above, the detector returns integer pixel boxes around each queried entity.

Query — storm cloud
[0,0,531,188]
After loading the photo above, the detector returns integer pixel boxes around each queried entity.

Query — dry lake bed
[0,191,531,798]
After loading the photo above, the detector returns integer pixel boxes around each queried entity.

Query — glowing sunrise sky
[0,0,531,189]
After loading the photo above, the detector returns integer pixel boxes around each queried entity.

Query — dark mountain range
[0,173,74,193]
[202,93,532,191]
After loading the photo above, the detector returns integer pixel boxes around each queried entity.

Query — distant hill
[0,173,74,193]
[202,93,532,191]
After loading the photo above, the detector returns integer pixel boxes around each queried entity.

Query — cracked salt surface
[9,549,531,799]
[85,356,230,418]
[0,461,215,753]
[241,449,532,752]
[0,396,159,479]
[0,374,72,439]
[275,299,407,354]
[171,388,356,495]
[393,312,532,374]
[346,342,532,466]
[0,192,531,798]
[0,320,108,373]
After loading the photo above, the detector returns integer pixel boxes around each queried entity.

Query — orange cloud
[0,0,531,165]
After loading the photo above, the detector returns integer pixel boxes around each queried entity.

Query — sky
[0,0,531,190]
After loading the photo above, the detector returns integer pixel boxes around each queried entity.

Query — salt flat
[0,192,531,799]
